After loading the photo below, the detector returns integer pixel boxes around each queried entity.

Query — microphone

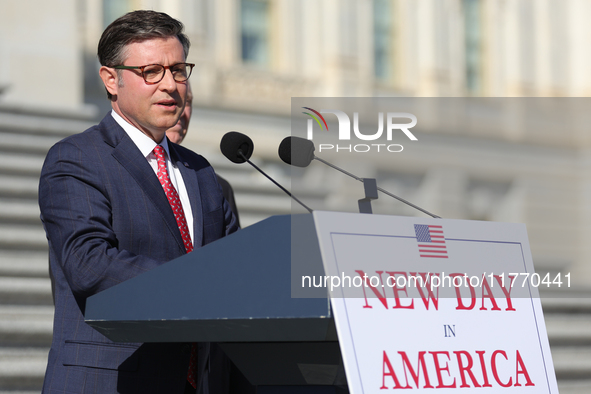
[220,131,254,163]
[278,136,440,218]
[220,132,313,213]
[278,136,314,167]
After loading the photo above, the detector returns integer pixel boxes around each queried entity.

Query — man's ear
[99,66,119,98]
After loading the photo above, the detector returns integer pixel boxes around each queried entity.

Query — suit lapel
[169,144,204,248]
[99,114,186,252]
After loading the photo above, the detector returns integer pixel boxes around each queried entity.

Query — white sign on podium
[310,211,558,393]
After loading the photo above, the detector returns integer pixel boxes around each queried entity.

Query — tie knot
[153,145,165,158]
[153,146,168,168]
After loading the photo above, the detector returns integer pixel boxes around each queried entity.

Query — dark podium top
[85,214,336,344]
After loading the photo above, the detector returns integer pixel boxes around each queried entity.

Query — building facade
[1,0,591,280]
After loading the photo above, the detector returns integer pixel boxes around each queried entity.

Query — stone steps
[552,345,591,379]
[1,107,591,393]
[0,224,47,251]
[0,110,93,137]
[546,314,591,346]
[0,199,41,225]
[0,278,53,306]
[558,380,591,394]
[0,153,44,176]
[0,391,41,394]
[0,251,50,278]
[213,159,328,226]
[0,348,48,391]
[543,297,591,392]
[541,296,591,312]
[0,306,53,347]
[0,176,38,199]
[0,132,63,155]
[0,108,78,392]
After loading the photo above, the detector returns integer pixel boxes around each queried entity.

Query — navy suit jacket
[39,113,238,394]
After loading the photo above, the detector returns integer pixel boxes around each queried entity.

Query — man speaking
[39,10,237,394]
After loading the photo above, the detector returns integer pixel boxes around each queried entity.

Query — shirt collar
[111,109,171,159]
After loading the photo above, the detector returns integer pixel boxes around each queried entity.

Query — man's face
[166,97,192,144]
[105,36,187,142]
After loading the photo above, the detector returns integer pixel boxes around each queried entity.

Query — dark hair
[98,10,191,99]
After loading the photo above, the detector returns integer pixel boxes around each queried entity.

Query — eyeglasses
[113,63,195,84]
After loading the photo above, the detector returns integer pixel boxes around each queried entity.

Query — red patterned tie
[153,145,193,254]
[153,145,198,389]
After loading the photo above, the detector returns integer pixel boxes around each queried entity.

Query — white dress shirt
[111,110,194,245]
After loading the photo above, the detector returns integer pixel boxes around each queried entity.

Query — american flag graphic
[414,224,448,258]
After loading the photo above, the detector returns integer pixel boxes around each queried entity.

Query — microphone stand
[313,156,440,218]
[239,151,314,213]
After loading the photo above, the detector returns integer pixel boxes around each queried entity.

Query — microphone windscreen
[220,131,254,164]
[278,136,315,167]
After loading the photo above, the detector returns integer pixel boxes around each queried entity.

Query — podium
[85,214,348,392]
[86,212,558,393]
